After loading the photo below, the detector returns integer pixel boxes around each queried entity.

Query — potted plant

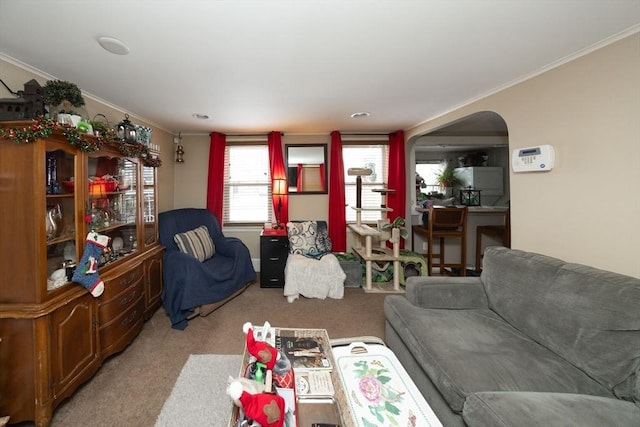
[381,216,408,239]
[43,80,86,120]
[380,216,408,256]
[435,166,462,188]
[89,120,111,137]
[435,166,462,197]
[415,172,428,202]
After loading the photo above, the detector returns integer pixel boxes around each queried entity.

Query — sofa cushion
[383,296,612,413]
[173,225,215,262]
[481,247,640,400]
[634,363,640,408]
[463,391,640,427]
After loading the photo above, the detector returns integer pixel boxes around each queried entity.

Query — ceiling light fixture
[350,112,370,118]
[97,36,130,55]
[192,113,210,120]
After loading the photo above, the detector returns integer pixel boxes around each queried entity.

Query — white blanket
[284,253,346,303]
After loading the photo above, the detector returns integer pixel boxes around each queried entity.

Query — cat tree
[347,168,404,292]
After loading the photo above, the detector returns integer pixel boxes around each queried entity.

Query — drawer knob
[120,290,138,306]
[121,310,138,327]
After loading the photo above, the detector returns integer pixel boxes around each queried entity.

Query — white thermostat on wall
[511,144,555,172]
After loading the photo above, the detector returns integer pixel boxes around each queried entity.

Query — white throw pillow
[174,225,215,262]
[287,221,319,255]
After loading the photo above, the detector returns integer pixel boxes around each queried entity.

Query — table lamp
[272,178,286,229]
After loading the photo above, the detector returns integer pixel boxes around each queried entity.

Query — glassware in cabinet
[86,154,139,266]
[142,164,157,247]
[45,146,78,292]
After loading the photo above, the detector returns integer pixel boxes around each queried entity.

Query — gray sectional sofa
[384,247,640,426]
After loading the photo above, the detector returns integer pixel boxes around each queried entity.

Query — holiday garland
[0,116,162,167]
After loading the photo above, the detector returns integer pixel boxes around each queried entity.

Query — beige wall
[4,32,637,277]
[406,33,640,277]
[173,133,331,219]
[0,56,176,215]
[172,133,333,256]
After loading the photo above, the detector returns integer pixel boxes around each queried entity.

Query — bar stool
[475,208,510,272]
[427,206,468,276]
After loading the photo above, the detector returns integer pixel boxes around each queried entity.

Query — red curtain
[388,130,406,248]
[268,131,288,225]
[206,132,226,222]
[328,131,346,252]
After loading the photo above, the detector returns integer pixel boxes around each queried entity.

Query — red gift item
[245,327,278,370]
[273,369,294,389]
[238,391,286,427]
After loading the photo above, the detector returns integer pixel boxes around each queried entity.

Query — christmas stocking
[72,232,109,297]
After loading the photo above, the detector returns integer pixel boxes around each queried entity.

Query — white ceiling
[1,1,639,136]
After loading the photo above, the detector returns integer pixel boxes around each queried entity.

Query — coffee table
[230,327,355,427]
[230,328,441,427]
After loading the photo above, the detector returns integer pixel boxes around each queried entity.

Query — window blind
[223,144,273,224]
[343,144,389,223]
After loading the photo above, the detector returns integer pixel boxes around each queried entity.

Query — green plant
[381,216,409,239]
[43,80,85,108]
[435,166,462,187]
[89,120,110,135]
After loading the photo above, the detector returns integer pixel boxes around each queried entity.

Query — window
[416,161,444,195]
[223,144,273,225]
[343,144,389,223]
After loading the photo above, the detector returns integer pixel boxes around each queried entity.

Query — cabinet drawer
[260,272,285,287]
[98,279,144,324]
[102,264,145,299]
[100,294,144,357]
[261,236,288,252]
[260,260,286,287]
[261,251,288,265]
[260,235,288,288]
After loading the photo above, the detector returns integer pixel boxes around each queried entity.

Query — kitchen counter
[412,206,509,271]
[415,206,508,214]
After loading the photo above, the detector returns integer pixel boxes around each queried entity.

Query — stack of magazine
[274,328,335,398]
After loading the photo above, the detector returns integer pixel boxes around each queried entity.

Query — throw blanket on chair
[284,253,346,303]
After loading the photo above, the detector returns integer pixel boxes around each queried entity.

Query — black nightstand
[260,230,289,288]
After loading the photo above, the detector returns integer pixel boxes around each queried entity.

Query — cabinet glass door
[86,155,138,265]
[142,164,157,247]
[45,146,77,292]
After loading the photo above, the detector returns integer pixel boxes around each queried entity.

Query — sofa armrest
[463,391,640,427]
[405,276,489,309]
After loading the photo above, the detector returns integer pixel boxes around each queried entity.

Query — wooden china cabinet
[0,122,164,426]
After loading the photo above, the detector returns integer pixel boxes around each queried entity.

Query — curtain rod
[340,132,390,136]
[217,132,284,137]
[341,133,389,142]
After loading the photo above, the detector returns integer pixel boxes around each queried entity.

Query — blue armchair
[159,208,256,329]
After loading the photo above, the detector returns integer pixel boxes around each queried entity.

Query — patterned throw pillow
[316,229,333,253]
[173,225,215,262]
[287,221,319,255]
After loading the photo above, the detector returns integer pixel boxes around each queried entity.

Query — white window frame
[343,143,389,223]
[223,143,274,225]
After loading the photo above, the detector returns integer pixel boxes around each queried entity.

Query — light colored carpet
[155,354,243,427]
[44,285,387,426]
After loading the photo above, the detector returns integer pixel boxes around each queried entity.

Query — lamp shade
[273,178,286,195]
